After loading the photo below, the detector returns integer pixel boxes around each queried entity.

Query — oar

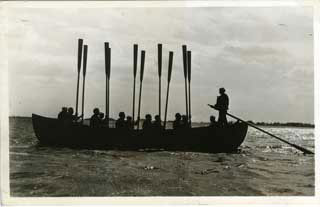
[182,45,189,121]
[187,50,192,126]
[208,104,314,154]
[137,50,145,129]
[81,45,88,123]
[158,44,162,120]
[104,42,110,127]
[75,39,83,117]
[107,47,111,128]
[132,44,138,128]
[164,51,174,129]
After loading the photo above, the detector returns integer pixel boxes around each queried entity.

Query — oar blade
[158,44,162,77]
[168,51,174,82]
[133,44,138,77]
[187,50,191,82]
[104,42,109,77]
[107,47,111,79]
[83,45,88,76]
[77,39,83,73]
[140,50,145,82]
[182,45,188,79]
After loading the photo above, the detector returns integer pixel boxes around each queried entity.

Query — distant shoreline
[9,116,314,128]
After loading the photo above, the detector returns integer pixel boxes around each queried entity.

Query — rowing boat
[32,113,248,152]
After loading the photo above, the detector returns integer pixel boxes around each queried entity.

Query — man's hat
[219,87,226,93]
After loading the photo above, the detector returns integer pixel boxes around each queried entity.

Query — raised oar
[104,42,110,127]
[75,39,83,117]
[132,44,138,128]
[137,50,145,129]
[164,51,174,129]
[187,50,192,126]
[158,44,162,120]
[81,45,88,123]
[107,47,111,128]
[208,104,314,155]
[182,45,189,122]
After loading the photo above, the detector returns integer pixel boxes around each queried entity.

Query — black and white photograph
[0,0,318,205]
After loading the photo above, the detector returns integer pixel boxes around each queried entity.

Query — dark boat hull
[32,114,248,152]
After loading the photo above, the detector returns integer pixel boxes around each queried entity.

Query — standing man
[213,88,229,126]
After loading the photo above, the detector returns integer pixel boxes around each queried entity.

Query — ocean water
[9,117,314,196]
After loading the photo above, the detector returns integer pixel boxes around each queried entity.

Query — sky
[7,6,314,123]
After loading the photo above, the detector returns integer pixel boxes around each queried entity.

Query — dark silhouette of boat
[32,113,248,152]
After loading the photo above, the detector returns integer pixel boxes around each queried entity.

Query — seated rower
[126,116,134,129]
[58,107,68,120]
[142,114,152,130]
[209,115,216,127]
[66,107,81,123]
[181,115,189,128]
[99,112,105,126]
[90,108,101,128]
[173,113,182,129]
[116,112,126,128]
[152,115,162,130]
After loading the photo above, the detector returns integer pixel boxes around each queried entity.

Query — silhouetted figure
[214,88,229,126]
[116,112,126,128]
[65,107,81,123]
[152,115,162,130]
[126,116,134,129]
[142,114,152,130]
[173,113,182,129]
[181,115,189,128]
[98,112,105,126]
[90,108,101,128]
[209,115,216,127]
[58,107,68,120]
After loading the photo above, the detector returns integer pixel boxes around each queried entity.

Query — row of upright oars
[75,39,191,129]
[132,44,176,129]
[75,39,88,123]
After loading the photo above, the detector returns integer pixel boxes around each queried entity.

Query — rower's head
[126,116,132,121]
[155,115,160,121]
[210,115,216,123]
[62,107,68,112]
[219,87,226,94]
[68,107,74,115]
[145,114,152,121]
[119,112,125,119]
[175,113,181,120]
[93,108,100,115]
[182,115,187,122]
[99,112,104,119]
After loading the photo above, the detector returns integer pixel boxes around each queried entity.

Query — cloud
[7,6,313,123]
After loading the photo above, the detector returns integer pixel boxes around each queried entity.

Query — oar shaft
[137,82,143,129]
[137,50,145,129]
[133,78,136,126]
[164,51,174,129]
[182,45,189,119]
[81,76,86,120]
[187,50,192,124]
[75,73,80,116]
[81,45,88,122]
[107,48,111,128]
[104,42,109,127]
[76,39,83,116]
[159,78,161,119]
[163,82,170,129]
[158,44,162,119]
[132,44,138,125]
[219,108,314,154]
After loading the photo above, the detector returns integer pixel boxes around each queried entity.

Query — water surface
[10,117,314,196]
